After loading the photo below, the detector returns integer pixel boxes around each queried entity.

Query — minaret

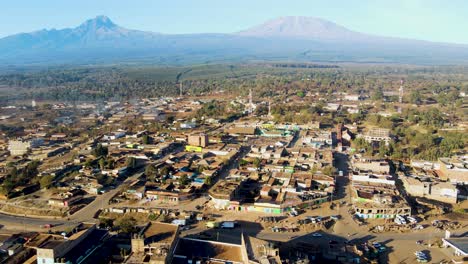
[268,101,271,117]
[179,82,183,97]
[248,89,253,114]
[398,79,404,113]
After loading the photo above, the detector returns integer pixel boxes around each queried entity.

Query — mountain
[1,15,468,65]
[237,16,367,40]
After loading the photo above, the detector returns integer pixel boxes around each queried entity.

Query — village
[0,89,466,264]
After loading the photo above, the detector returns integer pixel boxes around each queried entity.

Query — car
[416,240,423,245]
[311,233,322,237]
[372,242,381,248]
[330,215,340,220]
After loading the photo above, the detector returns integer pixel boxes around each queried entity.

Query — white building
[8,140,31,156]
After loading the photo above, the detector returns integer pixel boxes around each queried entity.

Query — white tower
[268,101,271,117]
[31,99,36,108]
[179,82,183,97]
[398,79,404,113]
[248,89,253,114]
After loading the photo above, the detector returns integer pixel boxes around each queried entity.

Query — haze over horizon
[1,0,468,45]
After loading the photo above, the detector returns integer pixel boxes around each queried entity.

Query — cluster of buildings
[208,123,337,215]
[350,155,411,219]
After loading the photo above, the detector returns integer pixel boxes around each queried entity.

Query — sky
[1,0,467,44]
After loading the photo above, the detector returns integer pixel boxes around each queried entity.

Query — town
[0,78,466,264]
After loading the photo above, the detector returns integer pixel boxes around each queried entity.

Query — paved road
[0,171,144,232]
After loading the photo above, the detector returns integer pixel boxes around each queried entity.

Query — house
[442,237,468,258]
[8,140,31,156]
[401,176,458,204]
[361,128,392,146]
[128,222,179,264]
[26,223,107,264]
[187,134,209,147]
[172,236,249,264]
[225,126,257,136]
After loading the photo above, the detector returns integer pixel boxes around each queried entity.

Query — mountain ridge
[1,15,468,65]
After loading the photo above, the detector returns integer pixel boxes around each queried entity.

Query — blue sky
[1,0,467,44]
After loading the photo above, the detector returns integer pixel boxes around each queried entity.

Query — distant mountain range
[1,15,468,65]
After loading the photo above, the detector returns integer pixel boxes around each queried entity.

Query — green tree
[178,175,190,186]
[372,88,383,101]
[410,90,422,105]
[114,216,137,233]
[204,176,212,186]
[40,175,54,189]
[145,164,157,182]
[98,158,106,170]
[253,158,261,168]
[126,157,136,169]
[142,134,150,144]
[321,165,336,176]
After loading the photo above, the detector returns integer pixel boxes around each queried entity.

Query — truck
[171,219,187,226]
[220,221,236,229]
[205,221,220,228]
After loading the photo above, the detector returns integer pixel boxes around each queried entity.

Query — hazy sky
[1,0,467,44]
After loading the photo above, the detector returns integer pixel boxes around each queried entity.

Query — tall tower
[398,79,404,113]
[31,99,36,108]
[268,101,271,117]
[179,82,183,97]
[248,89,253,114]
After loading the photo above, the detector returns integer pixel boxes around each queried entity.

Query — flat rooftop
[443,237,468,255]
[174,238,244,263]
[141,222,178,244]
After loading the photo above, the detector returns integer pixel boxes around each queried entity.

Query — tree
[142,134,150,144]
[145,164,157,182]
[204,176,212,186]
[92,144,108,157]
[114,216,137,233]
[378,141,387,158]
[410,90,422,105]
[253,158,261,168]
[40,175,54,189]
[98,158,106,170]
[126,157,136,169]
[322,165,337,176]
[179,175,190,186]
[97,174,113,186]
[372,87,383,101]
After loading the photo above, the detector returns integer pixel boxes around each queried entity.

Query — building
[438,156,468,184]
[351,172,411,219]
[8,140,31,156]
[225,126,257,136]
[442,237,468,258]
[128,222,179,264]
[187,134,209,147]
[361,128,391,146]
[27,223,107,264]
[352,158,390,174]
[344,94,363,101]
[401,176,458,204]
[172,237,249,264]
